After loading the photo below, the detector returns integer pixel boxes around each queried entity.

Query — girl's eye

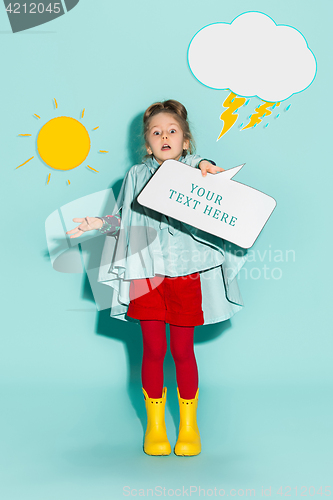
[153,131,160,135]
[170,129,176,133]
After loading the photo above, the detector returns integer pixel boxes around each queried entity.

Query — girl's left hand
[199,160,225,177]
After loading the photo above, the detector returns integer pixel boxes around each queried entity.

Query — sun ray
[54,98,58,109]
[93,126,99,130]
[87,165,99,172]
[18,134,32,136]
[81,108,85,119]
[99,150,109,153]
[16,156,34,169]
[46,173,51,184]
[34,114,41,119]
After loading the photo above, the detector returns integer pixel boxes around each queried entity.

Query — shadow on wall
[127,112,146,167]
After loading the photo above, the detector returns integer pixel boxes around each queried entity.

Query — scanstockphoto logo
[3,0,80,33]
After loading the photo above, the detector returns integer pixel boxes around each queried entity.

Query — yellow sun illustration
[16,99,109,185]
[37,116,91,171]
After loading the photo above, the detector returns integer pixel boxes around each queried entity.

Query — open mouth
[161,144,171,150]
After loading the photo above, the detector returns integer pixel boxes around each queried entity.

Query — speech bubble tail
[221,164,245,180]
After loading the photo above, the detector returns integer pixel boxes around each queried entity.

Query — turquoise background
[1,0,332,498]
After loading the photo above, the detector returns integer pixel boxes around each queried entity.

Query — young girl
[66,100,247,457]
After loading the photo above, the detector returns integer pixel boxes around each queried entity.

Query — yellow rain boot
[174,387,201,456]
[142,387,171,456]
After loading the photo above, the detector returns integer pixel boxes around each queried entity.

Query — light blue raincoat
[97,155,247,324]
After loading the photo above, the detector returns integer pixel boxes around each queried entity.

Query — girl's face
[146,112,189,165]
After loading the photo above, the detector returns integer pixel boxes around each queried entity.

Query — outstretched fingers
[66,218,86,238]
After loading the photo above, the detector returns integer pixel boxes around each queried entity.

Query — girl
[66,100,247,457]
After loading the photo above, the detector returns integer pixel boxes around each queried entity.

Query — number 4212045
[5,3,61,14]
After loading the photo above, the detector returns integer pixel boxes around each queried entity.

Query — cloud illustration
[187,12,317,102]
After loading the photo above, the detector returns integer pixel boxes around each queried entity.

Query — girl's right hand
[66,217,103,238]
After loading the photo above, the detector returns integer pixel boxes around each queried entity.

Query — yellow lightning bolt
[217,92,246,140]
[242,101,280,130]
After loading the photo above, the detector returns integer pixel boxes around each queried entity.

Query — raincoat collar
[144,155,185,174]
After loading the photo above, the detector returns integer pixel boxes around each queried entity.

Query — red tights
[140,320,198,400]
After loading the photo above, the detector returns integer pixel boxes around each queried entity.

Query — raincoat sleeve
[184,155,216,168]
[96,212,122,236]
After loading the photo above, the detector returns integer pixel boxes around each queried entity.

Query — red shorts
[127,273,204,327]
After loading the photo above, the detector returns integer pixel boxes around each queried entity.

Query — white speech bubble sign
[137,160,276,249]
